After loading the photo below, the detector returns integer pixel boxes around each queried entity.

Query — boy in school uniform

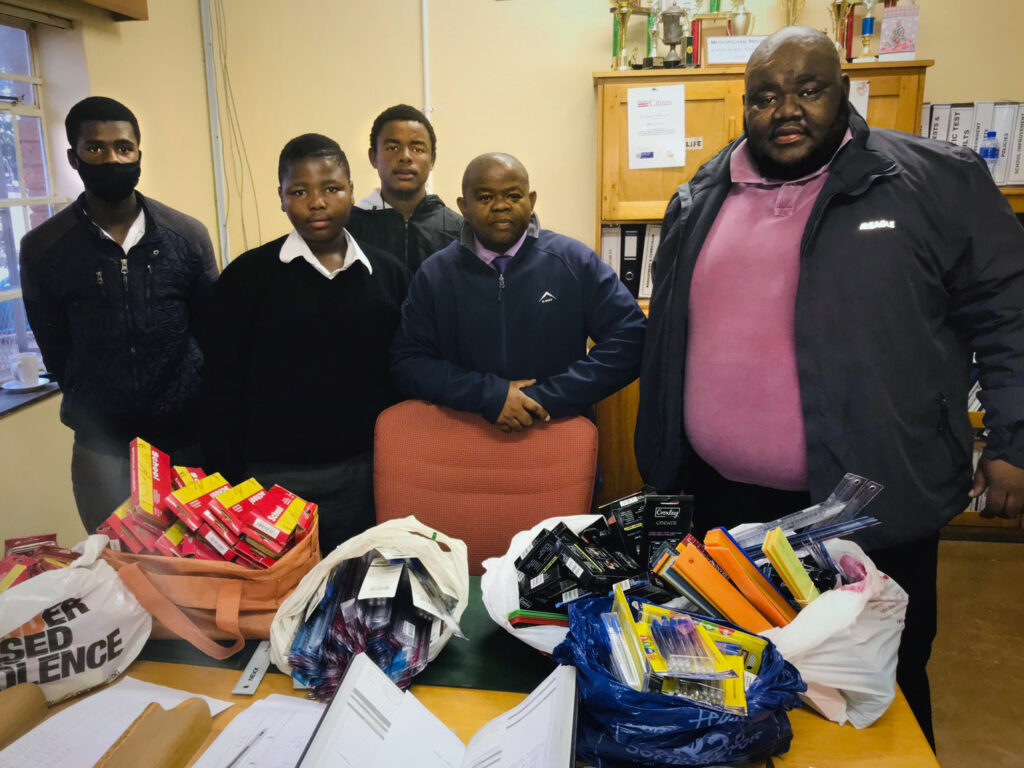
[346,104,462,272]
[203,134,410,554]
[390,152,645,432]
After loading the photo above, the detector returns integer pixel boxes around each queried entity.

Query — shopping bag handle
[117,563,245,660]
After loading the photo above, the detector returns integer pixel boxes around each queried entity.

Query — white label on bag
[357,560,403,601]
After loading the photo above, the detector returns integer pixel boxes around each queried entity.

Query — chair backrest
[374,400,598,575]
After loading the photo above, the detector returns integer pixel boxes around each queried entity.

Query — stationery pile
[0,535,80,595]
[651,474,884,632]
[511,495,691,627]
[98,438,317,569]
[287,553,463,700]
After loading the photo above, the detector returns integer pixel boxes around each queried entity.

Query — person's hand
[495,379,550,433]
[971,457,1024,519]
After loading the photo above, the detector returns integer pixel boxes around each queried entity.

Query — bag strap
[117,562,245,660]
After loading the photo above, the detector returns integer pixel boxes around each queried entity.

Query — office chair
[374,400,599,575]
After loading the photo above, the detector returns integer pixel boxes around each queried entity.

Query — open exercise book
[296,652,578,768]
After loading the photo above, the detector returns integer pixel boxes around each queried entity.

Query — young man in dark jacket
[634,28,1024,747]
[391,153,646,432]
[19,97,217,534]
[345,104,462,272]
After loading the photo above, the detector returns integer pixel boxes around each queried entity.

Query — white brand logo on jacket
[859,219,896,231]
[539,291,557,304]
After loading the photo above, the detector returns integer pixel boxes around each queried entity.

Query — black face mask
[75,155,141,203]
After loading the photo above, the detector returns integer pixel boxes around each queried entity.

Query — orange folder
[671,540,772,632]
[704,528,798,627]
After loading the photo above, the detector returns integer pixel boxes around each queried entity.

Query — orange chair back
[374,400,598,574]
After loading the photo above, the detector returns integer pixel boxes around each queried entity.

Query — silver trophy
[660,1,686,64]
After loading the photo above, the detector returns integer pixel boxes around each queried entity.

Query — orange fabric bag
[102,518,320,659]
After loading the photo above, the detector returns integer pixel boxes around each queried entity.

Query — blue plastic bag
[552,597,805,767]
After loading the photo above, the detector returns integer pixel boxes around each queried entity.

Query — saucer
[2,377,51,393]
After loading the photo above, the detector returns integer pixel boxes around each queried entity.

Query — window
[1,19,58,383]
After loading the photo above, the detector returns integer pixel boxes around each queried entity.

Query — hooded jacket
[391,217,647,422]
[19,193,218,451]
[346,192,462,272]
[635,111,1024,549]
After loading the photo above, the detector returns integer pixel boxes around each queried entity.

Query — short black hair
[65,96,140,147]
[277,133,350,183]
[369,104,437,157]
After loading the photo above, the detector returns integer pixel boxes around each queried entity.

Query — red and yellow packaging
[191,535,228,561]
[244,485,313,548]
[233,540,276,569]
[171,465,207,490]
[124,510,165,552]
[167,473,232,532]
[154,521,190,557]
[207,478,265,538]
[200,507,239,547]
[0,554,33,594]
[130,437,174,525]
[196,523,235,561]
[104,500,144,554]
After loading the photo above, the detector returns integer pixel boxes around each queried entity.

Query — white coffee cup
[10,353,40,387]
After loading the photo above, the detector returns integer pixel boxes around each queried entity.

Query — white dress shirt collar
[278,228,373,279]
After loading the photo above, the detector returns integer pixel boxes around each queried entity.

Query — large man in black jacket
[635,28,1024,747]
[20,97,218,533]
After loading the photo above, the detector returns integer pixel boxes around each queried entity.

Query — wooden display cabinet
[592,61,934,505]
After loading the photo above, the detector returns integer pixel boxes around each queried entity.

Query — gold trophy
[610,0,635,71]
[778,0,806,26]
[827,0,855,54]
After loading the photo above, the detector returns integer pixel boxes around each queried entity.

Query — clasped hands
[496,378,550,433]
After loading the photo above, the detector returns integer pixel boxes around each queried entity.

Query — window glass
[0,25,31,77]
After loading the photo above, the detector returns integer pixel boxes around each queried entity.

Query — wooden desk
[125,660,938,768]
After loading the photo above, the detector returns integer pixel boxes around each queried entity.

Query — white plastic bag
[481,514,601,655]
[0,535,152,704]
[761,539,908,728]
[270,516,469,674]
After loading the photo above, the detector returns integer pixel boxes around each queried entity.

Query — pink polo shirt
[683,133,850,491]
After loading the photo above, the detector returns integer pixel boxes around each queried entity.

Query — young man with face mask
[635,28,1024,748]
[19,96,218,534]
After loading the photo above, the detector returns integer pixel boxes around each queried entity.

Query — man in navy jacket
[391,153,645,432]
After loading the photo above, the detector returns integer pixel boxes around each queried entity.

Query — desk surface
[126,660,938,768]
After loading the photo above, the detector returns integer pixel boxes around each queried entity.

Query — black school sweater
[202,234,410,481]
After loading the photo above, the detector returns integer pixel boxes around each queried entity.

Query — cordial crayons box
[171,465,207,490]
[0,554,34,594]
[154,521,190,557]
[196,523,236,561]
[234,540,276,569]
[200,507,239,547]
[167,473,232,531]
[191,533,228,561]
[244,485,310,547]
[130,437,174,525]
[105,500,144,554]
[640,494,694,572]
[207,478,265,538]
[124,510,164,552]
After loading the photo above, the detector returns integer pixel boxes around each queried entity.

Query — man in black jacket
[19,97,218,533]
[345,104,462,272]
[635,28,1024,747]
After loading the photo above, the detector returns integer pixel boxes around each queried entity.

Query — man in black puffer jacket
[346,104,462,272]
[19,97,218,533]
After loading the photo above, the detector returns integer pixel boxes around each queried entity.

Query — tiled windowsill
[0,383,60,419]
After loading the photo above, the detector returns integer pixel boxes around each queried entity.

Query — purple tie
[493,254,513,274]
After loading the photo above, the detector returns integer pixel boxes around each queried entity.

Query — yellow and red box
[196,523,236,561]
[124,510,166,552]
[243,485,313,551]
[234,540,277,569]
[130,438,175,526]
[207,478,265,538]
[0,554,34,594]
[200,507,239,547]
[104,500,144,554]
[154,521,190,558]
[171,465,207,490]
[167,473,232,532]
[191,534,228,561]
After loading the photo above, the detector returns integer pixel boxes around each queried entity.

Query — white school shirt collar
[96,207,146,254]
[278,228,373,279]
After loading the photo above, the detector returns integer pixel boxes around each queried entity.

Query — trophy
[827,0,856,54]
[778,0,806,26]
[660,1,686,64]
[731,0,752,35]
[853,0,878,61]
[610,0,635,71]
